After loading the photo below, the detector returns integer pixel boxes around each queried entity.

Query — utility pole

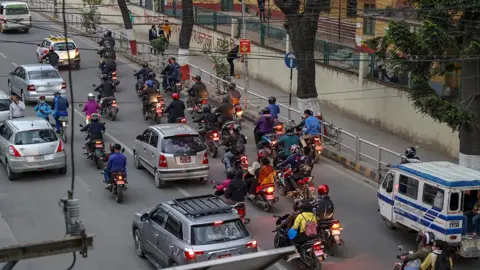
[241,0,249,109]
[118,0,137,55]
[53,0,58,21]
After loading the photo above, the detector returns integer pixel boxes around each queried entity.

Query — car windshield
[28,70,60,80]
[53,42,76,51]
[163,135,205,154]
[14,129,58,145]
[191,219,249,245]
[0,99,11,112]
[5,4,29,15]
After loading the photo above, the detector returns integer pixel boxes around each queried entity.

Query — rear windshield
[14,129,57,145]
[53,42,76,51]
[0,99,11,112]
[5,4,29,15]
[191,219,249,245]
[163,135,205,154]
[28,70,61,80]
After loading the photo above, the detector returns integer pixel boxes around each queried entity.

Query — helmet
[148,72,155,79]
[286,126,294,134]
[290,144,300,154]
[39,96,46,100]
[257,149,269,159]
[113,143,121,150]
[226,169,235,179]
[54,91,61,96]
[268,96,276,104]
[49,46,54,52]
[171,93,180,100]
[101,74,109,81]
[262,107,270,114]
[317,184,329,196]
[142,62,148,68]
[106,31,112,36]
[91,113,100,122]
[293,199,303,211]
[87,93,95,100]
[146,80,153,88]
[405,147,416,158]
[302,202,314,212]
[304,109,313,116]
[222,95,230,103]
[203,104,212,113]
[416,232,435,246]
[228,82,236,90]
[193,75,201,82]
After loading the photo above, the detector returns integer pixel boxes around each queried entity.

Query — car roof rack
[49,34,70,40]
[171,195,233,218]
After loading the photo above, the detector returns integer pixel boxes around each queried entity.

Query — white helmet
[88,93,95,100]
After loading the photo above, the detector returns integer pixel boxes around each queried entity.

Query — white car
[36,35,81,69]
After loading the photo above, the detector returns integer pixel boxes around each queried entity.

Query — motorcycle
[273,214,292,249]
[258,133,279,158]
[247,182,279,212]
[309,136,323,164]
[142,96,166,124]
[232,202,251,225]
[275,166,316,200]
[291,239,327,269]
[163,75,183,93]
[176,117,187,124]
[220,120,241,145]
[393,245,420,270]
[318,219,344,256]
[133,71,144,92]
[79,123,106,169]
[57,116,68,143]
[93,84,119,121]
[205,128,220,158]
[234,104,243,122]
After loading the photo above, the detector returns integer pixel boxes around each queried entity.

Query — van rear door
[3,3,30,28]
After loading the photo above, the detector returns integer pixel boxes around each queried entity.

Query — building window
[347,0,357,17]
[363,4,375,35]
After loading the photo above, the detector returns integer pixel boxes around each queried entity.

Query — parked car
[133,124,209,188]
[132,194,258,268]
[0,117,67,180]
[0,90,11,123]
[7,64,66,104]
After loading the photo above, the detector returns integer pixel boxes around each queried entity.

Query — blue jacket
[303,116,321,136]
[170,63,181,81]
[268,104,280,119]
[278,134,300,156]
[34,102,52,118]
[53,96,69,112]
[279,153,301,171]
[106,152,127,172]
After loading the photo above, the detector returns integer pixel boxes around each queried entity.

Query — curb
[36,8,381,184]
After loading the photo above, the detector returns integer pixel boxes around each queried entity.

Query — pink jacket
[215,179,231,191]
[83,100,101,116]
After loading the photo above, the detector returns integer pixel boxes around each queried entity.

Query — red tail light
[27,85,35,91]
[184,249,204,260]
[245,240,257,249]
[111,100,117,107]
[43,49,48,54]
[313,241,323,251]
[2,18,6,23]
[159,154,168,168]
[331,222,341,229]
[264,186,274,194]
[8,145,21,157]
[202,152,208,165]
[201,99,208,104]
[61,83,67,89]
[75,48,80,55]
[57,140,64,152]
[213,221,223,226]
[236,207,246,216]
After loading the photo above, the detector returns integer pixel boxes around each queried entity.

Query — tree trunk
[117,0,137,55]
[178,0,194,79]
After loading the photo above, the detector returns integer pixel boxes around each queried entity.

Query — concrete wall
[73,1,460,157]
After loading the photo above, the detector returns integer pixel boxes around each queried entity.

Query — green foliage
[81,0,101,30]
[368,1,480,131]
[151,36,168,53]
[202,38,231,92]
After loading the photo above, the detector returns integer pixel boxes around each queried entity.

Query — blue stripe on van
[393,208,463,235]
[377,192,464,221]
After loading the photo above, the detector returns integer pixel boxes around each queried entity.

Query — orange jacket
[258,165,275,185]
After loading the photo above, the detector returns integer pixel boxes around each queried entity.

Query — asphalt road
[0,15,477,270]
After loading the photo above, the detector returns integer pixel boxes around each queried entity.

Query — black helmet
[101,74,109,81]
[203,104,212,113]
[268,97,276,104]
[293,199,303,211]
[262,107,270,114]
[226,169,235,179]
[106,31,112,36]
[194,75,201,82]
[228,82,236,90]
[286,126,294,134]
[304,109,313,116]
[91,113,100,122]
[148,72,155,79]
[222,95,230,103]
[142,62,148,68]
[405,147,416,158]
[416,231,435,246]
[113,143,121,150]
[301,202,314,212]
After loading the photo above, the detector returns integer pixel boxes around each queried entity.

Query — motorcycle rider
[401,146,421,164]
[147,72,161,90]
[215,95,235,126]
[99,30,116,48]
[82,93,101,116]
[142,80,162,117]
[52,91,69,134]
[225,169,248,205]
[134,62,153,82]
[34,96,52,122]
[214,169,235,196]
[187,75,208,108]
[268,96,280,120]
[80,114,105,157]
[279,199,304,229]
[278,145,312,192]
[254,107,274,146]
[104,143,127,189]
[164,92,185,123]
[161,57,181,91]
[99,54,116,74]
[287,202,318,261]
[399,232,435,263]
[94,74,116,103]
[300,109,321,148]
[224,132,247,170]
[247,157,275,199]
[277,126,300,161]
[228,82,241,106]
[194,104,218,133]
[40,46,60,68]
[312,184,334,220]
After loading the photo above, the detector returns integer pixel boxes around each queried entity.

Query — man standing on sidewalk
[227,42,239,77]
[162,20,171,48]
[257,0,266,22]
[149,25,158,54]
[9,94,25,119]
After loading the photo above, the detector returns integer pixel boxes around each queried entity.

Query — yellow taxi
[36,35,81,69]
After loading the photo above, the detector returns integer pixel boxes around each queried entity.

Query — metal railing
[32,0,403,171]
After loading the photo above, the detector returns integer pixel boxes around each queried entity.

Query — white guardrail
[31,0,403,171]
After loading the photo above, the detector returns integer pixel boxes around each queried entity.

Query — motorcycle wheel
[94,156,104,170]
[207,143,218,158]
[276,180,287,195]
[110,108,117,121]
[263,203,271,212]
[313,146,321,164]
[61,128,67,143]
[115,185,123,203]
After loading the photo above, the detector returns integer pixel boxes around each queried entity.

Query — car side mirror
[398,245,403,252]
[136,135,142,140]
[121,148,125,153]
[140,213,149,221]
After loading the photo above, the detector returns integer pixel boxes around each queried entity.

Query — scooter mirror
[398,245,403,252]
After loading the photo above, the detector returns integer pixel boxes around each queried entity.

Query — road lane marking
[11,62,17,67]
[0,52,6,58]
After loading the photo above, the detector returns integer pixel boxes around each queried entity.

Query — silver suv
[132,195,258,268]
[133,124,209,188]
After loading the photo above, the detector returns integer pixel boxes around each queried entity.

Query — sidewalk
[38,1,456,177]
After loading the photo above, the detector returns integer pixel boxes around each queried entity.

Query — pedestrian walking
[227,42,239,77]
[162,20,171,48]
[128,9,134,24]
[258,0,266,22]
[9,94,25,119]
[149,25,158,54]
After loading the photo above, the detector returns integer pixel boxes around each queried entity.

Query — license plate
[95,144,103,148]
[180,156,191,163]
[229,130,234,134]
[314,250,324,257]
[218,254,231,258]
[117,180,125,185]
[34,156,44,160]
[265,194,274,200]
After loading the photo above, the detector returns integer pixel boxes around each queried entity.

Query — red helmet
[257,149,269,159]
[171,93,180,100]
[317,184,329,196]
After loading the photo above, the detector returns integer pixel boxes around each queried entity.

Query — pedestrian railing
[33,0,403,171]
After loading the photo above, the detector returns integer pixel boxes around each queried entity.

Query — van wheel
[384,220,396,230]
[6,162,18,181]
[154,170,166,188]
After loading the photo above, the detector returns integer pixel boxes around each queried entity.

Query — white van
[0,2,31,33]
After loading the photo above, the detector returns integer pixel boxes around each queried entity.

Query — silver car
[133,124,209,188]
[0,90,11,123]
[0,117,67,180]
[132,195,257,268]
[7,64,66,103]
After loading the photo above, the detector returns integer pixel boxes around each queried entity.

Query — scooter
[318,219,344,256]
[393,245,420,270]
[79,123,106,170]
[211,181,251,224]
[247,180,279,212]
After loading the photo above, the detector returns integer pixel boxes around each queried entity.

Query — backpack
[434,253,451,270]
[301,214,317,237]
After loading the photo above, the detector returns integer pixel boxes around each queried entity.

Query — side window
[422,184,444,210]
[141,129,152,143]
[381,173,394,193]
[0,125,6,138]
[13,67,21,75]
[150,208,168,226]
[149,131,159,148]
[18,68,26,79]
[164,214,182,239]
[398,175,419,200]
[0,125,12,140]
[449,193,460,212]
